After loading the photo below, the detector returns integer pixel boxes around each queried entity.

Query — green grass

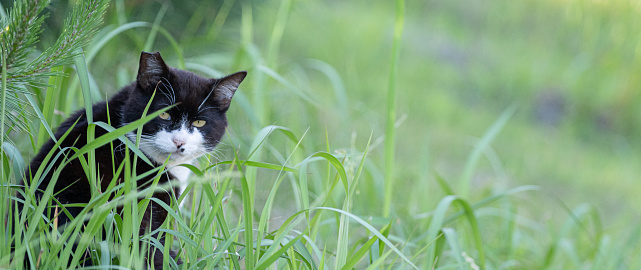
[3,0,641,269]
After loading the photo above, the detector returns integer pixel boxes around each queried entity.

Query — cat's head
[123,51,246,165]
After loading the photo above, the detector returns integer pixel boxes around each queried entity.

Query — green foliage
[0,0,49,71]
[2,0,641,269]
[382,0,405,218]
[0,0,108,136]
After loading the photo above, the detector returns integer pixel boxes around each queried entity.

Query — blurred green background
[6,0,641,267]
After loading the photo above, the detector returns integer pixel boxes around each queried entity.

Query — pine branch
[7,0,109,84]
[0,0,109,136]
[28,0,108,74]
[0,0,50,71]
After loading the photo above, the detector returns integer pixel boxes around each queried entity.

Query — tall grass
[382,0,405,218]
[3,0,641,269]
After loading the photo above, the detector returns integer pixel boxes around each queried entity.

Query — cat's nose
[173,138,186,151]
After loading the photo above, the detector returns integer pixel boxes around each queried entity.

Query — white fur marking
[169,164,192,207]
[125,122,208,207]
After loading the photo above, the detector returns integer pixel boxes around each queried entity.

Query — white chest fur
[168,163,192,192]
[168,162,192,207]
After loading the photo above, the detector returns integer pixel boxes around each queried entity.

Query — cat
[19,51,246,268]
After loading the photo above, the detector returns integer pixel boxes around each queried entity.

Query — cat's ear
[137,51,169,91]
[212,71,247,111]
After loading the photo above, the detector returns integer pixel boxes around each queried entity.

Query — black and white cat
[22,51,246,268]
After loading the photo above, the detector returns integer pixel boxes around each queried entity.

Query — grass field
[2,0,641,269]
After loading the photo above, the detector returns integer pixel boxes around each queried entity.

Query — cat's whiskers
[197,80,220,113]
[113,142,128,155]
[159,77,176,104]
[209,149,225,163]
[194,146,225,164]
[196,106,220,113]
[197,153,212,164]
[187,149,210,162]
[156,87,173,105]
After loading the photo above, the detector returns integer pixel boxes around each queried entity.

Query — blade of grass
[413,185,540,221]
[85,21,184,68]
[74,49,94,122]
[302,59,349,121]
[2,142,25,185]
[248,125,303,159]
[210,222,243,267]
[73,47,100,198]
[442,228,466,270]
[0,2,5,18]
[25,93,58,150]
[342,222,392,270]
[1,49,6,181]
[255,129,307,262]
[114,0,126,24]
[142,4,168,52]
[423,196,486,270]
[219,210,242,269]
[459,104,517,197]
[230,140,255,268]
[291,235,315,269]
[297,152,349,195]
[93,121,153,166]
[543,202,604,268]
[256,209,310,267]
[206,160,297,173]
[207,0,236,39]
[87,21,150,63]
[314,206,418,269]
[197,175,233,254]
[37,66,64,148]
[337,134,372,269]
[383,0,405,218]
[254,234,304,270]
[265,0,292,66]
[335,183,350,268]
[365,247,396,270]
[257,65,319,107]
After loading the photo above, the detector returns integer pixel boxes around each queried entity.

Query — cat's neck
[167,161,193,203]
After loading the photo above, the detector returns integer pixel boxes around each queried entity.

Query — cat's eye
[192,120,206,127]
[159,112,171,120]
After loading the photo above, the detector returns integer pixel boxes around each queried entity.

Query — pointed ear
[213,71,247,111]
[137,51,169,90]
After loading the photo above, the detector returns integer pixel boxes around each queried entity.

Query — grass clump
[3,0,641,269]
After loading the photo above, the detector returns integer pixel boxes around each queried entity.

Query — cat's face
[122,52,246,165]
